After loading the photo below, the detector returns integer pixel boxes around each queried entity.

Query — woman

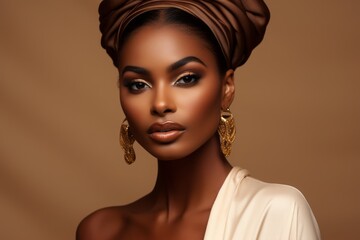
[77,0,320,239]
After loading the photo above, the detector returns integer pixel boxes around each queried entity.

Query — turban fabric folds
[99,0,270,69]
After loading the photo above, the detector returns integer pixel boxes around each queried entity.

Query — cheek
[119,89,149,131]
[177,80,222,130]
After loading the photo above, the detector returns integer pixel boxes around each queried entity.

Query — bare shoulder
[76,195,152,240]
[76,206,127,240]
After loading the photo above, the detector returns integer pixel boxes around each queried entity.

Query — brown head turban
[99,0,270,69]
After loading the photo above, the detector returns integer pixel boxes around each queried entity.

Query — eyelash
[174,72,200,87]
[124,72,200,93]
[124,79,150,92]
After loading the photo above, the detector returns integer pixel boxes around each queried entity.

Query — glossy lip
[147,121,185,143]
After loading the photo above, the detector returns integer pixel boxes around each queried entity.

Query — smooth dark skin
[77,23,235,240]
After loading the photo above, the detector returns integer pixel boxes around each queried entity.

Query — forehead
[118,24,217,70]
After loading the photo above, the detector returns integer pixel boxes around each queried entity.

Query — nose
[150,82,176,116]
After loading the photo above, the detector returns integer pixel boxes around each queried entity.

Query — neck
[150,135,232,219]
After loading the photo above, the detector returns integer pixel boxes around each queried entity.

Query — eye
[125,80,151,92]
[174,72,200,86]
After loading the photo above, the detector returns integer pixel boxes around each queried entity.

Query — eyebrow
[167,56,207,72]
[121,66,150,77]
[121,56,207,76]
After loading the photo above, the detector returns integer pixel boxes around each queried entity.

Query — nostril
[151,87,176,116]
[151,107,173,116]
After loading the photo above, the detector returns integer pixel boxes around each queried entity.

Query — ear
[221,69,235,110]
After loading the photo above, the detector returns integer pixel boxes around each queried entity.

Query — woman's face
[118,23,234,160]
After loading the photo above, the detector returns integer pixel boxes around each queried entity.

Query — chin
[144,144,199,161]
[149,149,193,161]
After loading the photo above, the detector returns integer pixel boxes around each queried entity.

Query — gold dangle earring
[119,118,136,164]
[218,108,236,157]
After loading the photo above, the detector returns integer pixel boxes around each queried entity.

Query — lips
[147,121,185,143]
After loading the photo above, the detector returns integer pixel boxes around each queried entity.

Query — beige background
[0,0,359,239]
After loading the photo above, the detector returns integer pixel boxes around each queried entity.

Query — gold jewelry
[119,118,136,164]
[218,108,236,157]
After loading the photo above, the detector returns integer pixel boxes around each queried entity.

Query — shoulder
[228,167,312,209]
[238,177,321,239]
[240,176,314,217]
[76,206,127,240]
[76,195,153,240]
[244,177,309,205]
